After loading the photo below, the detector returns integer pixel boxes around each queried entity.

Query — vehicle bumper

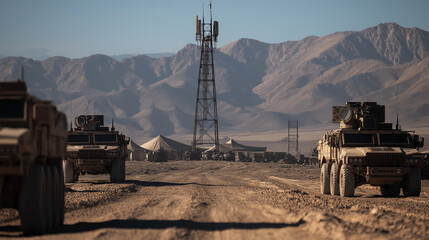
[358,167,410,186]
[67,158,112,173]
[0,166,21,175]
[0,156,22,175]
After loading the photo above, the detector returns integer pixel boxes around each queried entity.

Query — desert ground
[0,160,428,239]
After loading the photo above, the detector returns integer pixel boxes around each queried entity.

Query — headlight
[348,158,362,164]
[107,152,119,158]
[406,158,422,164]
[67,151,78,158]
[0,146,17,153]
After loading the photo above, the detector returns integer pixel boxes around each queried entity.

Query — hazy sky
[1,0,428,59]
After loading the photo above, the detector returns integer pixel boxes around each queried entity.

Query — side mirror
[414,135,424,148]
[419,137,424,148]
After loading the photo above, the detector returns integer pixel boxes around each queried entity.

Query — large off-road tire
[380,184,400,197]
[403,167,421,197]
[63,160,74,183]
[49,166,60,228]
[73,171,79,182]
[120,159,126,181]
[57,165,65,226]
[320,163,330,194]
[330,162,340,196]
[44,166,53,231]
[339,164,355,197]
[111,159,125,183]
[19,165,47,235]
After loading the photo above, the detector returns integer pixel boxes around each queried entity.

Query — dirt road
[1,161,429,239]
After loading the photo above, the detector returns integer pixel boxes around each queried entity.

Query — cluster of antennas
[195,4,219,44]
[332,102,393,130]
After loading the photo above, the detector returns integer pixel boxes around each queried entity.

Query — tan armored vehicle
[318,102,424,197]
[63,115,129,183]
[0,80,67,234]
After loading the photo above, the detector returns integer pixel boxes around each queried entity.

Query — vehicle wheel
[120,159,126,181]
[19,165,47,235]
[380,184,400,197]
[403,167,421,197]
[73,171,79,182]
[339,164,355,197]
[111,159,125,183]
[330,162,340,196]
[320,163,330,194]
[44,166,53,231]
[49,166,60,228]
[57,165,65,226]
[63,160,74,183]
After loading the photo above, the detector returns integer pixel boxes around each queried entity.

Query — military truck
[63,115,129,183]
[223,151,235,161]
[147,147,168,162]
[0,80,67,234]
[318,102,424,197]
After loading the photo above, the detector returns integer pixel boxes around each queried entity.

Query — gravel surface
[1,161,428,239]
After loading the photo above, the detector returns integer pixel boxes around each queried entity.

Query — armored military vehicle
[147,147,168,162]
[63,115,129,183]
[189,151,202,160]
[318,102,424,197]
[0,80,67,234]
[223,151,235,161]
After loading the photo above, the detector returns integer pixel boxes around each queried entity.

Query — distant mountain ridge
[111,53,175,61]
[0,53,175,61]
[1,22,429,144]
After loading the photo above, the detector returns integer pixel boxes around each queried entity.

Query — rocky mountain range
[1,22,429,145]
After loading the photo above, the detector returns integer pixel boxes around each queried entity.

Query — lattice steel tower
[287,120,301,158]
[192,2,219,151]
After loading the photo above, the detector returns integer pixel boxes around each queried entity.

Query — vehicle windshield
[379,134,409,145]
[0,99,25,119]
[343,133,374,145]
[94,134,117,143]
[68,134,90,143]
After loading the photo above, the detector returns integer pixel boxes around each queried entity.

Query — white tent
[205,143,233,152]
[140,135,191,153]
[127,140,148,161]
[205,139,266,152]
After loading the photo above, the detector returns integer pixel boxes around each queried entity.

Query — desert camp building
[140,135,191,161]
[127,140,148,161]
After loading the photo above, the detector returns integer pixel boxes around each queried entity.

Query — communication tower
[192,1,220,151]
[287,120,301,159]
